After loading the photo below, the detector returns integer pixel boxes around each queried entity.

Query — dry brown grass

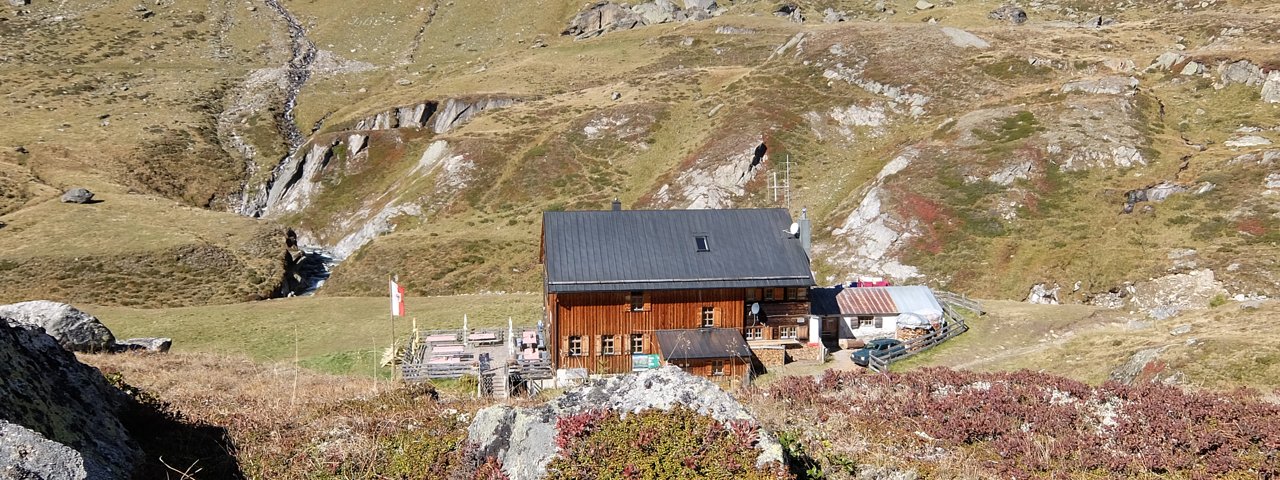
[81,351,499,479]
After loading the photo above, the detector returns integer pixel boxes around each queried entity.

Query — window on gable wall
[631,334,643,353]
[701,306,715,328]
[629,291,646,312]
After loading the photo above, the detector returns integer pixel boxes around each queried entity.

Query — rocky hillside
[2,0,1278,303]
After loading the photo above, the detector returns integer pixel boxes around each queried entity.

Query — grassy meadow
[87,293,541,376]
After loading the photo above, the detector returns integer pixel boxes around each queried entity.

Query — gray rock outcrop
[1062,76,1139,96]
[1262,71,1280,103]
[431,97,517,134]
[0,301,115,353]
[1219,60,1266,87]
[468,366,782,480]
[0,320,142,479]
[59,188,94,204]
[562,2,646,39]
[562,0,719,39]
[1026,283,1060,304]
[988,5,1027,24]
[1108,345,1169,384]
[8,0,31,6]
[1126,269,1227,320]
[114,337,172,353]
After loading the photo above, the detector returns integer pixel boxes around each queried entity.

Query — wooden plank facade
[548,287,811,377]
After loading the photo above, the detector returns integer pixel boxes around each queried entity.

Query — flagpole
[390,275,397,383]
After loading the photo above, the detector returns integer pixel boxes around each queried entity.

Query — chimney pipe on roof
[799,207,812,257]
[611,198,622,211]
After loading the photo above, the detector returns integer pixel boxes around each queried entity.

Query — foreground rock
[0,319,143,479]
[468,366,782,480]
[59,188,94,204]
[0,301,115,352]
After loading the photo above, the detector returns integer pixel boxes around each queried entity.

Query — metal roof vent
[611,198,622,211]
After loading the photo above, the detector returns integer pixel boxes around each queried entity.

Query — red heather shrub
[763,368,1280,479]
[546,407,791,480]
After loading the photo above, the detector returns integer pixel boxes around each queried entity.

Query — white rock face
[829,103,890,130]
[268,141,334,216]
[677,141,764,209]
[1026,283,1060,304]
[1061,76,1139,96]
[940,27,990,49]
[988,161,1034,186]
[468,366,782,480]
[1225,135,1272,148]
[1127,269,1228,320]
[1262,71,1280,103]
[823,63,931,117]
[826,150,921,281]
[1148,52,1184,71]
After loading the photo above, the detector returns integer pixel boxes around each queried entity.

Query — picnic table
[428,355,463,364]
[468,332,499,344]
[433,344,464,354]
[424,334,458,344]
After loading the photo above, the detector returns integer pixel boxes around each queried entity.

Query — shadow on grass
[111,380,245,479]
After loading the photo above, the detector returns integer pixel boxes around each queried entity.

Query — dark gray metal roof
[655,328,753,361]
[542,208,814,293]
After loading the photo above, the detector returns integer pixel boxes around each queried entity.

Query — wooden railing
[865,294,982,372]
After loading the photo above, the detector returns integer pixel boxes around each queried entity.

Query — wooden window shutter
[594,335,602,357]
[623,334,631,354]
[713,307,722,328]
[874,316,883,329]
[560,335,569,358]
[643,291,651,311]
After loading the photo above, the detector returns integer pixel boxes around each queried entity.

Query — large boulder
[0,301,115,352]
[468,366,781,480]
[631,0,677,25]
[988,4,1027,24]
[0,320,143,479]
[59,188,94,204]
[561,2,646,39]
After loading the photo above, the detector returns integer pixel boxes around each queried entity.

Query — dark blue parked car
[850,338,905,367]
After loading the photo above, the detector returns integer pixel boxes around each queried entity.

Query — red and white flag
[389,278,406,317]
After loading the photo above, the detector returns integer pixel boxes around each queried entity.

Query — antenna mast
[770,154,794,207]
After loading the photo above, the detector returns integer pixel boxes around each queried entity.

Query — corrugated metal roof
[826,286,943,316]
[655,328,753,360]
[542,208,814,293]
[836,287,898,315]
[884,285,944,314]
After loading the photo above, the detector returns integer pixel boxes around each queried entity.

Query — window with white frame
[779,326,797,339]
[568,336,583,356]
[631,333,643,353]
[601,335,616,355]
[701,306,715,328]
[712,360,725,376]
[746,327,763,340]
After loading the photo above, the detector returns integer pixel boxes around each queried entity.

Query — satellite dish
[750,302,760,315]
[788,222,800,236]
